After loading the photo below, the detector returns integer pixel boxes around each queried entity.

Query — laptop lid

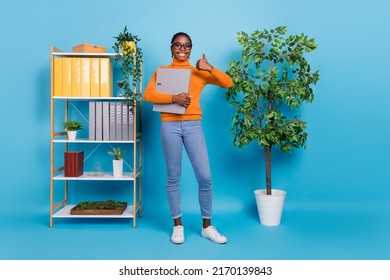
[153,68,191,114]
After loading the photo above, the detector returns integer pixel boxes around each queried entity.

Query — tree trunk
[264,145,272,195]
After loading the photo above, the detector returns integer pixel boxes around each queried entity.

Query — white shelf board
[53,205,134,218]
[53,52,117,58]
[53,138,139,144]
[53,96,126,100]
[54,172,136,181]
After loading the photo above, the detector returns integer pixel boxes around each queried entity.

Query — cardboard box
[73,43,106,53]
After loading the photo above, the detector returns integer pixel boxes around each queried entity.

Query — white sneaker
[201,226,227,244]
[171,225,185,244]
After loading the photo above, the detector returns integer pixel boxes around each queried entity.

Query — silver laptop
[153,68,191,114]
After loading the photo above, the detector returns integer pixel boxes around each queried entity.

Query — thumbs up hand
[196,53,214,72]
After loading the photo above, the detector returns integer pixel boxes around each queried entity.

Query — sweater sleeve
[143,69,173,104]
[207,67,234,88]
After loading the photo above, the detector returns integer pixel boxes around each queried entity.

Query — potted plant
[63,120,83,140]
[226,26,320,226]
[113,26,143,105]
[108,147,126,177]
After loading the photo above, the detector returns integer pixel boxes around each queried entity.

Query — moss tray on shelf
[70,200,127,215]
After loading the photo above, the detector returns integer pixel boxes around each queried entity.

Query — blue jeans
[160,120,212,219]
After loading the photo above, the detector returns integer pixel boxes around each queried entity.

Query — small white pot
[113,159,123,177]
[67,130,77,141]
[254,189,286,226]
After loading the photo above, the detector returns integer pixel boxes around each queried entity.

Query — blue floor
[2,196,389,260]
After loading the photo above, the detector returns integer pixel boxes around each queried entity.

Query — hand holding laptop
[173,93,191,108]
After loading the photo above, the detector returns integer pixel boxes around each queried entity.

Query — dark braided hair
[171,32,192,45]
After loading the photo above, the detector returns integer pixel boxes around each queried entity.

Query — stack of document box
[89,102,134,141]
[64,151,84,177]
[53,57,113,97]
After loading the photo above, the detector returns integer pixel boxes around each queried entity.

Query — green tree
[226,26,320,195]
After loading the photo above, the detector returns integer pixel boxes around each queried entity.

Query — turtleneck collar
[170,57,191,67]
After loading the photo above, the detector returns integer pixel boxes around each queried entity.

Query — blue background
[0,0,389,259]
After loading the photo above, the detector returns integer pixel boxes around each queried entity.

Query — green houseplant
[63,120,83,131]
[226,26,320,225]
[113,26,143,105]
[108,147,126,177]
[108,147,126,160]
[63,120,83,140]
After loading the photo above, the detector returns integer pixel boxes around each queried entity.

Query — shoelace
[211,228,221,236]
[173,227,183,236]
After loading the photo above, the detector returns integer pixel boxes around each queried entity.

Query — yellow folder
[71,57,82,97]
[62,57,72,97]
[99,58,113,97]
[90,58,100,97]
[81,57,91,97]
[53,58,63,96]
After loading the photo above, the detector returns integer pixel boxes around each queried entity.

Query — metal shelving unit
[49,46,142,228]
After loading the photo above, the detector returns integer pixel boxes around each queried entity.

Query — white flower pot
[67,130,77,141]
[113,159,123,177]
[254,189,286,226]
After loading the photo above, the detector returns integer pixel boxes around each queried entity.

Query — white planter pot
[67,130,77,141]
[254,189,286,226]
[113,159,123,177]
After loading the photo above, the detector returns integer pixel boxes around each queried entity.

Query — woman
[143,32,233,244]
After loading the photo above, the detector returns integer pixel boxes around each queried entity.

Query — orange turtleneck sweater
[143,58,233,122]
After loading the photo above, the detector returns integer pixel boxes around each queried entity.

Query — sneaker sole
[201,232,227,244]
